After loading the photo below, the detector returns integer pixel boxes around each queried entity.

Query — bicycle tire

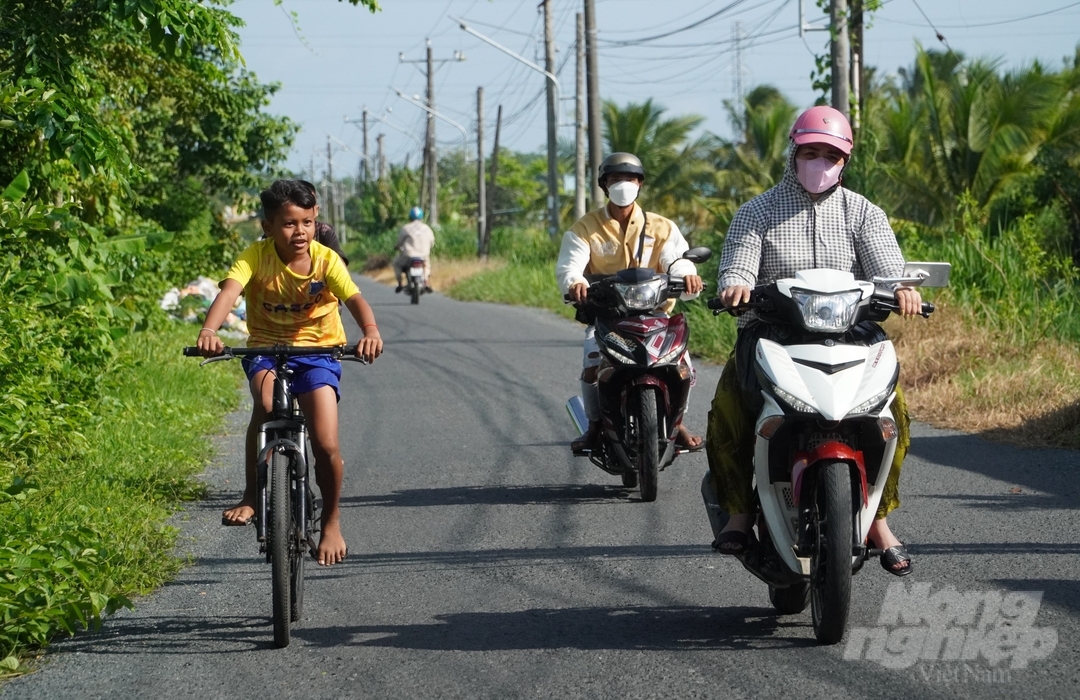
[270,450,291,648]
[290,478,305,622]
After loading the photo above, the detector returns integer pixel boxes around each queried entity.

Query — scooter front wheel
[635,386,660,502]
[809,460,854,644]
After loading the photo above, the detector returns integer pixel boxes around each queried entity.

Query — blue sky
[227,0,1080,178]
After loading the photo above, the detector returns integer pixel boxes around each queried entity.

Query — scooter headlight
[613,278,664,311]
[790,289,863,332]
[772,385,816,413]
[847,387,894,416]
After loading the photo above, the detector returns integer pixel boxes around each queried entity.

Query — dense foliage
[0,0,296,665]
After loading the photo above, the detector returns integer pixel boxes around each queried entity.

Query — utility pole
[477,87,487,259]
[485,104,501,248]
[326,136,335,230]
[362,109,370,183]
[542,0,559,239]
[732,22,744,104]
[426,42,437,227]
[830,0,850,121]
[584,0,603,208]
[376,134,386,181]
[399,43,465,228]
[574,12,586,220]
[850,0,864,134]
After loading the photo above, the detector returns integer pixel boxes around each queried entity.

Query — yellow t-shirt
[225,239,360,347]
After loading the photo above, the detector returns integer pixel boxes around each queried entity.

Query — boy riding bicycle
[196,179,383,566]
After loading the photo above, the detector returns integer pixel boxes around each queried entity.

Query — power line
[601,0,755,47]
[910,0,952,52]
[888,1,1080,29]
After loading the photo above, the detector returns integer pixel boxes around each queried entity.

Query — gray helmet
[598,152,645,186]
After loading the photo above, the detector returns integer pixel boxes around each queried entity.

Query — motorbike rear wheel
[769,582,810,614]
[620,469,639,488]
[410,279,421,305]
[809,461,854,644]
[635,387,661,502]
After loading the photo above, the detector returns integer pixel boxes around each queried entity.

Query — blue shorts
[241,354,342,401]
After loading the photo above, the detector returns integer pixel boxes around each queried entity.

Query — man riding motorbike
[706,106,921,575]
[556,152,705,453]
[394,206,435,293]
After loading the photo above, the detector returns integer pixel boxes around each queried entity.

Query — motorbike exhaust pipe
[566,396,588,435]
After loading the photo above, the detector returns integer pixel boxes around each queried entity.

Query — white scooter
[703,263,950,644]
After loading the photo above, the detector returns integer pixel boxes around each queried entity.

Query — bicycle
[183,344,366,648]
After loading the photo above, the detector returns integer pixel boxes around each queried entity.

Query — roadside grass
[0,324,240,675]
[885,298,1080,449]
[446,260,576,321]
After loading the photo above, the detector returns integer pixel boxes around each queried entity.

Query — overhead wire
[600,0,755,47]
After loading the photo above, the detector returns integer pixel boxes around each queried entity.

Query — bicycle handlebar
[182,344,368,364]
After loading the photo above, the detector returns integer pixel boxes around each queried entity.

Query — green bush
[0,324,239,669]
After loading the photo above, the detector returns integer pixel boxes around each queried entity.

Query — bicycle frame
[253,369,310,551]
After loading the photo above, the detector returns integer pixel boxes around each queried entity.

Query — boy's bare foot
[222,499,255,526]
[316,521,348,566]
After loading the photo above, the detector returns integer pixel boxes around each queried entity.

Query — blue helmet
[408,206,424,221]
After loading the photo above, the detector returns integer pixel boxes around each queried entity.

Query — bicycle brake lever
[199,354,233,366]
[341,356,370,365]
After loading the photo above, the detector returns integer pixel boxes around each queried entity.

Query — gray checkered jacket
[718,149,905,313]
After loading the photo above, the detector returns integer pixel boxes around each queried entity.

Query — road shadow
[907,542,1080,556]
[340,483,636,508]
[47,615,277,655]
[292,605,819,652]
[185,544,711,575]
[919,493,1079,511]
[908,433,1080,509]
[983,400,1080,451]
[993,578,1080,617]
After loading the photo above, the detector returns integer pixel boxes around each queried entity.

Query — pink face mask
[797,157,843,194]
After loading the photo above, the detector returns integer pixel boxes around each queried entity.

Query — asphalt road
[6,279,1080,699]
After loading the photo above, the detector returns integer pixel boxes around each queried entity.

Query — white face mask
[607,181,640,207]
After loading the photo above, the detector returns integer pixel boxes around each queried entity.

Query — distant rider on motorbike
[557,152,705,453]
[394,206,435,293]
[706,106,921,575]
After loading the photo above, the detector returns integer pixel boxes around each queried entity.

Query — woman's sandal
[880,544,914,577]
[712,529,750,555]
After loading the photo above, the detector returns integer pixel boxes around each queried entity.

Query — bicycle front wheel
[270,450,292,648]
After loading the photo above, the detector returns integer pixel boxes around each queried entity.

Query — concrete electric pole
[830,0,850,121]
[542,0,559,239]
[584,0,603,209]
[574,12,586,220]
[477,86,487,259]
[399,42,465,228]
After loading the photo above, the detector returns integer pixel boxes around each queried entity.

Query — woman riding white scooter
[706,106,922,576]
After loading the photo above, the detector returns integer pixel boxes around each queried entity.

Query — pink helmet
[789,106,853,155]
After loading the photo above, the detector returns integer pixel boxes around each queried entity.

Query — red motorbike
[566,247,711,501]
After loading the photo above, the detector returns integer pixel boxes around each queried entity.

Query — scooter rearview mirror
[682,247,713,264]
